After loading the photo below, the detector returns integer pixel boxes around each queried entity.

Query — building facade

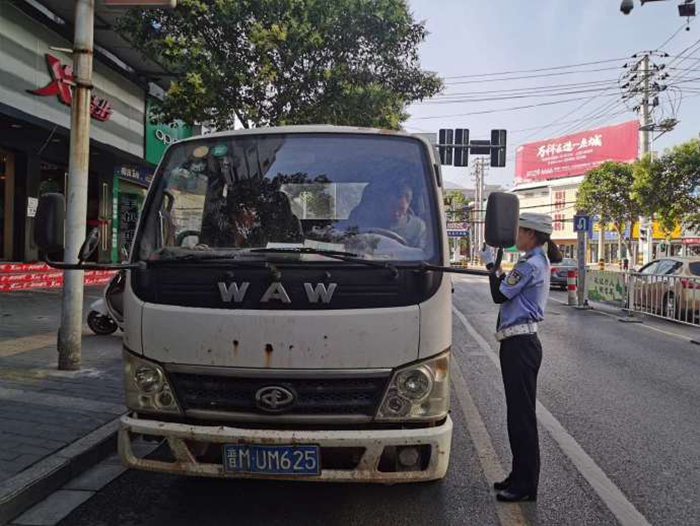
[0,1,192,266]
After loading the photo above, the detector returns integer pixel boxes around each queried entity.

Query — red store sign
[515,120,639,185]
[29,54,113,122]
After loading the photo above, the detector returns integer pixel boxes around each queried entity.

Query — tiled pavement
[0,289,124,484]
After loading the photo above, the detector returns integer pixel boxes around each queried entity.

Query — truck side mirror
[485,192,519,248]
[34,193,65,256]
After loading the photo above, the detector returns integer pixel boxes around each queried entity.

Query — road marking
[452,305,652,526]
[451,364,529,526]
[0,330,95,358]
[0,333,57,358]
[547,293,697,344]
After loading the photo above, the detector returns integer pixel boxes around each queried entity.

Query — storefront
[112,166,153,261]
[0,2,149,263]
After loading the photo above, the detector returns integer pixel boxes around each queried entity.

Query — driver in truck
[386,179,427,249]
[346,178,427,249]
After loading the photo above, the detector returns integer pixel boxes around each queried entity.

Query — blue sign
[115,165,154,187]
[447,230,469,238]
[573,215,590,233]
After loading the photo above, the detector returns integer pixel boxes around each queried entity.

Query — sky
[405,0,700,189]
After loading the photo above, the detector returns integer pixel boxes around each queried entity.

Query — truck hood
[140,303,420,369]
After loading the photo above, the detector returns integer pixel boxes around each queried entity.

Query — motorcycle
[87,269,126,335]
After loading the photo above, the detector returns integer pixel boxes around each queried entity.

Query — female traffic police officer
[481,212,562,503]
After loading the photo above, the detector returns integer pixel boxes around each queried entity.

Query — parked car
[632,257,700,321]
[550,258,578,290]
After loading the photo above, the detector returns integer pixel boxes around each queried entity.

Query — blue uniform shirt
[498,247,550,331]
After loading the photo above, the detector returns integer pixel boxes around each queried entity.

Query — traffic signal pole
[58,0,94,370]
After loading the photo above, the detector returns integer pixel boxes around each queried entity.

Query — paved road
[28,277,699,526]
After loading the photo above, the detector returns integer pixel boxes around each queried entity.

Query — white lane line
[451,364,529,526]
[452,305,652,526]
[547,294,697,344]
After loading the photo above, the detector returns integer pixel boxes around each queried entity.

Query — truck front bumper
[119,414,452,484]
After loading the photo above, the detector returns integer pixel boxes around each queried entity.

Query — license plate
[222,444,321,476]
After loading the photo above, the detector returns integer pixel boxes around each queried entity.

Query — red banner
[515,120,639,185]
[0,269,115,292]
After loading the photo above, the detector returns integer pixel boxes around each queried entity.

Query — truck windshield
[136,133,440,263]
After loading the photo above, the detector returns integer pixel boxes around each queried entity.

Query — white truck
[34,126,517,483]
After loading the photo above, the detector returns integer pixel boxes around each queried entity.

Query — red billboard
[514,120,639,185]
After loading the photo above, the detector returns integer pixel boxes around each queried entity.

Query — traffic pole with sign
[573,214,590,308]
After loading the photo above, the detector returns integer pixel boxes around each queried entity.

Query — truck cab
[69,126,457,482]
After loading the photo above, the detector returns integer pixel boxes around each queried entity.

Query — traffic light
[453,129,469,167]
[491,129,507,167]
[438,129,454,165]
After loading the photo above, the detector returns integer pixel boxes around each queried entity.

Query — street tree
[118,0,442,129]
[576,161,641,256]
[443,190,468,220]
[633,139,700,233]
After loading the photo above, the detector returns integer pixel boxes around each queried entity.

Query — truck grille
[169,372,390,418]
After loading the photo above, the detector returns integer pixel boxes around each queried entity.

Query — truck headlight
[123,349,181,414]
[376,350,450,421]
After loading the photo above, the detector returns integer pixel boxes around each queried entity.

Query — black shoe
[493,476,511,491]
[496,488,537,502]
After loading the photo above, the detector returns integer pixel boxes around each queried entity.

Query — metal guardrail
[586,269,700,327]
[626,272,700,327]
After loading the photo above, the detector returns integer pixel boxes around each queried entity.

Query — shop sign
[146,99,192,165]
[682,237,700,245]
[446,221,469,230]
[29,54,113,121]
[115,165,153,187]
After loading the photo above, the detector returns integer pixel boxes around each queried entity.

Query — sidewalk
[0,289,124,524]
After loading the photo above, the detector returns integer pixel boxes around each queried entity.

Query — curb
[0,417,122,526]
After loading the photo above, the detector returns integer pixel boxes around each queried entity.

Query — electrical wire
[413,94,621,120]
[442,57,630,80]
[419,86,628,105]
[431,78,620,99]
[444,66,625,86]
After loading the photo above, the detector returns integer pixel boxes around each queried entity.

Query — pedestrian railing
[586,269,700,327]
[626,272,700,327]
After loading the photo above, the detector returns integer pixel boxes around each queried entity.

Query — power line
[655,20,695,52]
[508,110,631,134]
[414,94,621,120]
[444,66,624,85]
[419,86,627,105]
[430,79,620,98]
[442,57,630,80]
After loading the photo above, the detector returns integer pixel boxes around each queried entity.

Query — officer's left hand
[480,246,495,267]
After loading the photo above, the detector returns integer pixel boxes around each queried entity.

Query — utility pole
[598,219,605,267]
[472,157,487,259]
[58,0,94,370]
[640,53,653,266]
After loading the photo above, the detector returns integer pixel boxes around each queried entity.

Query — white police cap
[519,212,553,235]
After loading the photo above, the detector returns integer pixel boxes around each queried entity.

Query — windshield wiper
[396,261,490,276]
[250,247,399,278]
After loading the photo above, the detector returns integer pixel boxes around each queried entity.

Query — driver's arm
[416,220,427,248]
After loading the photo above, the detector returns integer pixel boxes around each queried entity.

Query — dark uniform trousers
[499,334,543,492]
